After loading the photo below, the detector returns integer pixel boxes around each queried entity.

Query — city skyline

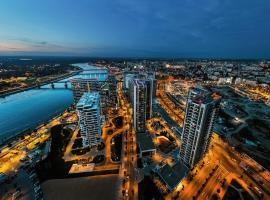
[0,0,270,58]
[1,60,270,199]
[0,1,270,199]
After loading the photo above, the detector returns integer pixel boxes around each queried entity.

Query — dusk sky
[0,0,270,58]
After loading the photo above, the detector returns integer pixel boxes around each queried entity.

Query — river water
[0,63,107,144]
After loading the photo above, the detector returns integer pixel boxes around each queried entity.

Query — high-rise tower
[76,92,101,147]
[180,87,221,167]
[108,74,117,107]
[71,78,100,103]
[131,78,156,133]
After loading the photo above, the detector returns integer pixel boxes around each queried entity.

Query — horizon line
[0,54,269,61]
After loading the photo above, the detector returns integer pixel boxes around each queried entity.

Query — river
[0,63,107,144]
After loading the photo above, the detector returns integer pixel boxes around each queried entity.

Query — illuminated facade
[71,78,100,103]
[180,87,221,167]
[124,73,137,90]
[131,78,155,133]
[108,74,117,107]
[76,92,101,147]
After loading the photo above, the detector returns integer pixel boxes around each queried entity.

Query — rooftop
[136,132,156,152]
[190,86,221,104]
[133,79,146,88]
[69,163,95,174]
[76,92,100,109]
[156,161,188,191]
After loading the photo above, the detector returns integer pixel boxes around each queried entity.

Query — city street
[117,82,138,200]
[157,88,270,199]
[0,111,76,174]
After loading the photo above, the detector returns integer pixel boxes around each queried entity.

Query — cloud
[0,0,270,58]
[7,37,59,47]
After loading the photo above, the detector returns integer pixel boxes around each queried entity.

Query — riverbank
[0,70,82,98]
[0,107,73,147]
[0,63,106,147]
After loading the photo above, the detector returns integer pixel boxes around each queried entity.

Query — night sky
[0,0,269,58]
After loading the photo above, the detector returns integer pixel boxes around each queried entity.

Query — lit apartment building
[124,73,137,90]
[131,78,156,133]
[180,87,221,167]
[108,74,117,107]
[71,78,100,103]
[76,92,101,147]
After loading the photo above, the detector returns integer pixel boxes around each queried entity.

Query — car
[253,186,263,197]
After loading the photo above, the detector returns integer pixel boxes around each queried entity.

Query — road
[157,87,270,200]
[117,82,138,200]
[63,128,79,161]
[104,123,129,164]
[0,111,76,175]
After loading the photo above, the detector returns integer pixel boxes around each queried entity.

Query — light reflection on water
[0,63,108,144]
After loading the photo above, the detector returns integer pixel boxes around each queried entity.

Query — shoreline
[0,69,82,98]
[0,63,103,147]
[0,107,73,148]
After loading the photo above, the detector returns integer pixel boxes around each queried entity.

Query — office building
[71,78,100,103]
[76,92,101,147]
[180,87,221,167]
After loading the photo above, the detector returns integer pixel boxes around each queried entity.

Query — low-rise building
[155,161,188,191]
[136,133,156,157]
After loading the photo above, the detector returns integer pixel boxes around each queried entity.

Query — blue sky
[0,0,270,58]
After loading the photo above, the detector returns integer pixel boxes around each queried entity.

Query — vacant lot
[42,175,120,200]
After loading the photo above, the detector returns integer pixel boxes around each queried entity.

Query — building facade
[131,78,156,133]
[108,74,117,107]
[71,78,100,103]
[76,92,101,147]
[180,87,221,167]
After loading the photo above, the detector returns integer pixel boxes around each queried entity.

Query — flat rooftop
[76,92,100,109]
[157,161,188,191]
[136,133,156,152]
[69,163,95,174]
[190,87,221,104]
